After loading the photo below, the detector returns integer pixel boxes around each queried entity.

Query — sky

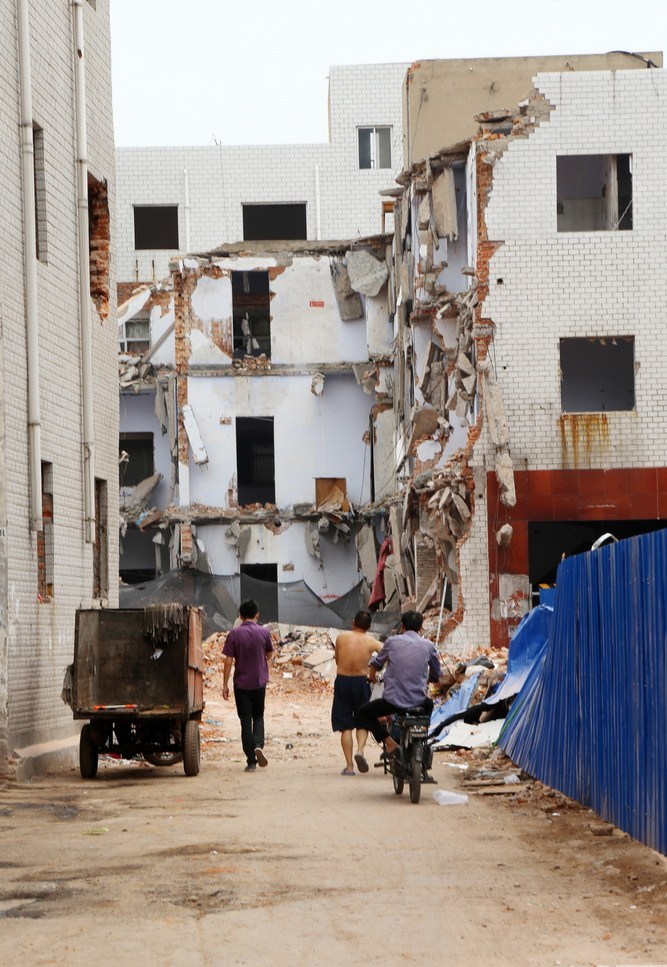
[111,0,666,147]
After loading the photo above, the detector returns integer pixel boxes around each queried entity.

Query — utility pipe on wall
[183,168,191,252]
[72,0,95,543]
[17,0,43,532]
[314,165,322,240]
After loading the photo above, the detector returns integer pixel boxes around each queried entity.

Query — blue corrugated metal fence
[499,528,667,855]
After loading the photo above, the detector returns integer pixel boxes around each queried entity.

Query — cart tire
[144,751,183,767]
[80,724,98,780]
[182,720,200,776]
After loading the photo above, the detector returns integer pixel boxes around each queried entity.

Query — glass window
[358,127,392,170]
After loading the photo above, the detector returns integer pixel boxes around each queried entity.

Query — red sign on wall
[309,300,325,308]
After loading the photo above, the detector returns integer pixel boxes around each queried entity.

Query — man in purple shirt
[355,611,442,755]
[222,599,273,771]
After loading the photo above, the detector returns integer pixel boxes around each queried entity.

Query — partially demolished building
[119,239,395,627]
[391,64,667,650]
[118,54,667,654]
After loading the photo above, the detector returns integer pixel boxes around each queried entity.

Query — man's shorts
[331,675,372,732]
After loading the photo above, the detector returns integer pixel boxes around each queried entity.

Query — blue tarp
[429,605,552,741]
[499,528,667,856]
[429,672,481,736]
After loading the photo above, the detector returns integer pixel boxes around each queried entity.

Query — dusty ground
[1,676,666,967]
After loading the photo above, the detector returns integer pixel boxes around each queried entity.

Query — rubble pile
[119,354,152,387]
[203,624,341,691]
[434,645,508,706]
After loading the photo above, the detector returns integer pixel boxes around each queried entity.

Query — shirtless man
[331,610,379,775]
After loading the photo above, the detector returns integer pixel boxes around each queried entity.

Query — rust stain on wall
[559,413,610,468]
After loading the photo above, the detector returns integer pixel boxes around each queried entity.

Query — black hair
[401,610,423,632]
[353,610,372,631]
[239,599,260,620]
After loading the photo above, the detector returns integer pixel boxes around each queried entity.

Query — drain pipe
[183,168,191,252]
[17,0,42,532]
[72,0,94,543]
[314,165,322,240]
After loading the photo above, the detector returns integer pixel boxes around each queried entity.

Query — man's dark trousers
[234,685,266,766]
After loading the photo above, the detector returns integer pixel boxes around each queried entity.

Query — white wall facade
[485,69,667,471]
[115,63,408,284]
[453,68,667,650]
[0,0,117,771]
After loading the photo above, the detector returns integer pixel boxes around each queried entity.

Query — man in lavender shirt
[355,611,441,755]
[222,600,273,772]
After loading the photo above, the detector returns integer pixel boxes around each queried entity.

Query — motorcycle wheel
[409,747,422,804]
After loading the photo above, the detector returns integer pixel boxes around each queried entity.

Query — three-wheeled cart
[67,605,204,779]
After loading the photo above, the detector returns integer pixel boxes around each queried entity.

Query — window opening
[242,203,307,241]
[560,337,634,412]
[232,271,271,358]
[240,563,278,622]
[33,124,47,261]
[93,478,108,599]
[315,478,350,512]
[119,432,154,487]
[88,173,110,320]
[37,462,54,601]
[557,154,632,231]
[133,205,179,250]
[119,310,151,355]
[236,417,275,506]
[358,127,392,170]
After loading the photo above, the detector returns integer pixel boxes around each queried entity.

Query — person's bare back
[334,628,379,677]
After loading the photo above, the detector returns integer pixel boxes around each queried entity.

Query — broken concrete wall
[195,521,362,602]
[186,373,373,509]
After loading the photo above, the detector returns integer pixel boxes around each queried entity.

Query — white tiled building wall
[116,63,408,285]
[485,69,667,472]
[451,68,667,652]
[0,0,117,770]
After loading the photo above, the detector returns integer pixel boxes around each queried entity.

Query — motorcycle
[374,706,437,804]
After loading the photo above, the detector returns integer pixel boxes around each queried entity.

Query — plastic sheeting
[499,528,667,856]
[119,570,368,636]
[429,672,481,737]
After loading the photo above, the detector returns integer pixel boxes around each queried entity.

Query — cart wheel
[144,751,183,767]
[79,724,98,780]
[182,720,200,776]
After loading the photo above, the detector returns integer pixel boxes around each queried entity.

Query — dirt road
[1,680,666,967]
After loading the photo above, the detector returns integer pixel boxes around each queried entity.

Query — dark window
[560,337,634,412]
[133,205,179,250]
[119,432,154,487]
[37,462,54,601]
[33,124,47,261]
[557,154,632,231]
[236,417,275,506]
[93,478,108,599]
[358,127,392,170]
[242,203,307,241]
[232,271,271,358]
[240,563,278,622]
